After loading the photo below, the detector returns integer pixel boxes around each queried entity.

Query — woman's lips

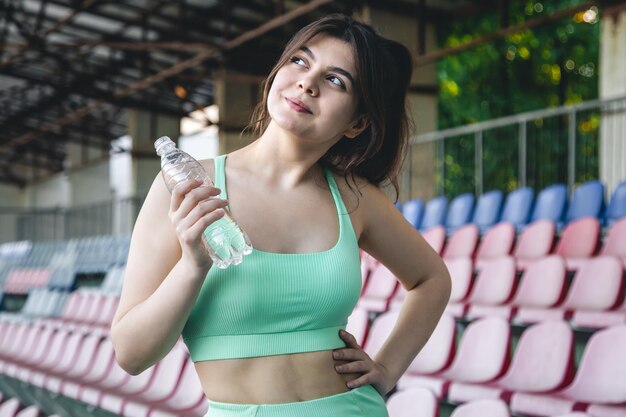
[286,98,312,114]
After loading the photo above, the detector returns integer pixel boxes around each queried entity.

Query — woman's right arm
[110,171,228,375]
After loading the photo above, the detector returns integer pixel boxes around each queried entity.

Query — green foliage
[436,0,600,197]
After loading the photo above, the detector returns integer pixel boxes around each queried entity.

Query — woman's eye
[290,56,306,66]
[328,76,346,89]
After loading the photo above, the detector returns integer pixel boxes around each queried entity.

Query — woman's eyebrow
[299,46,355,87]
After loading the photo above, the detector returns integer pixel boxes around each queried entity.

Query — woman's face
[267,34,362,145]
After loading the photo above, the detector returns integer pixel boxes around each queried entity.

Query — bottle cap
[154,136,174,155]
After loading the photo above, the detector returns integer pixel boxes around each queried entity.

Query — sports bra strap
[213,155,228,200]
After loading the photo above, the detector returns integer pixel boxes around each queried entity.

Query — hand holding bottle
[155,136,252,268]
[168,179,228,270]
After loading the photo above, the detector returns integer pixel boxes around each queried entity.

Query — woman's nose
[297,77,318,97]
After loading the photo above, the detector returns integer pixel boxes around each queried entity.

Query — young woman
[111,13,451,417]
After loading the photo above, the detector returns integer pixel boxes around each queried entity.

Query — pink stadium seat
[600,217,626,268]
[447,321,574,404]
[14,406,40,417]
[510,325,626,417]
[61,338,116,400]
[346,306,370,347]
[46,332,105,394]
[552,414,595,417]
[514,220,555,270]
[0,398,20,417]
[356,263,399,313]
[2,268,51,294]
[586,404,626,417]
[387,387,439,417]
[396,314,457,389]
[95,295,120,329]
[445,257,474,305]
[27,328,75,387]
[422,225,446,255]
[399,317,510,398]
[450,399,511,417]
[471,256,566,321]
[360,250,379,292]
[13,326,56,382]
[554,217,600,270]
[442,224,479,260]
[516,256,623,324]
[450,257,516,319]
[573,298,626,329]
[1,324,44,377]
[475,222,516,270]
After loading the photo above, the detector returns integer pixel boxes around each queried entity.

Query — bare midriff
[194,350,360,404]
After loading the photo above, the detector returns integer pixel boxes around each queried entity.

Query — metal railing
[405,95,626,199]
[0,196,144,243]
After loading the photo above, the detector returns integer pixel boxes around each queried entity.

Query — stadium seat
[15,406,41,417]
[472,190,504,233]
[399,316,510,398]
[442,224,479,260]
[0,398,20,417]
[513,220,555,270]
[500,187,534,232]
[387,387,439,417]
[510,325,626,417]
[471,255,566,321]
[516,256,623,324]
[600,217,626,268]
[450,399,511,417]
[445,257,474,306]
[452,256,516,319]
[565,180,605,224]
[446,193,475,234]
[572,297,626,329]
[402,198,425,229]
[530,184,568,225]
[356,263,399,313]
[421,225,446,254]
[395,314,457,389]
[447,320,574,404]
[60,338,116,400]
[586,404,626,417]
[553,217,600,270]
[605,180,626,226]
[346,307,370,347]
[474,222,516,269]
[420,196,448,231]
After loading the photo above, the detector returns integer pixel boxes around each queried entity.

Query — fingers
[338,329,361,349]
[335,360,369,374]
[181,207,227,246]
[177,198,229,232]
[170,181,222,221]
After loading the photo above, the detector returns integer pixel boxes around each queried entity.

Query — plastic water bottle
[154,136,252,268]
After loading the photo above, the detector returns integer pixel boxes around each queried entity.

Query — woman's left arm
[333,184,451,395]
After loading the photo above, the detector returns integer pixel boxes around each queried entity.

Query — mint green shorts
[204,385,388,417]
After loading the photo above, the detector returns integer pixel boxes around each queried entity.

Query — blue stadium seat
[501,187,534,232]
[530,183,567,225]
[565,180,605,224]
[472,190,504,233]
[402,198,424,229]
[445,193,475,234]
[605,180,626,226]
[420,196,448,231]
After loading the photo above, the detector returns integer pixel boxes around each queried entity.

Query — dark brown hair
[246,14,413,200]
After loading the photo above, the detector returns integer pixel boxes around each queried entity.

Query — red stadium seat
[600,217,626,268]
[554,217,600,270]
[514,220,555,270]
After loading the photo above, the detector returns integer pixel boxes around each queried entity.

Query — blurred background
[0,1,625,417]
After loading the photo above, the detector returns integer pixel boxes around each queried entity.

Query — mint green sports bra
[181,155,363,362]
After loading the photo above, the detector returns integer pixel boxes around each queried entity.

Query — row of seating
[405,217,626,270]
[347,312,626,417]
[0,394,57,417]
[400,179,626,234]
